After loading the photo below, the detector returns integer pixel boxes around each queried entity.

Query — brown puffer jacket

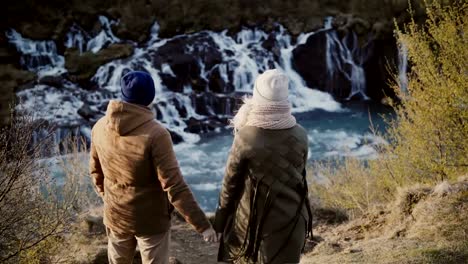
[214,125,312,264]
[90,100,210,236]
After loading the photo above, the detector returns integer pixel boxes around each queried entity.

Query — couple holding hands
[90,69,312,264]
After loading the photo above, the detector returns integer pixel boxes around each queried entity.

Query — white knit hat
[252,69,289,104]
[231,69,296,131]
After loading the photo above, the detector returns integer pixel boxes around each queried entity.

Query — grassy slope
[303,177,468,263]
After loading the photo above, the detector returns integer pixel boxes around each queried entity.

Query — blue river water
[176,102,392,212]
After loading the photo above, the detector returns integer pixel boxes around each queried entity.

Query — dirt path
[170,218,218,264]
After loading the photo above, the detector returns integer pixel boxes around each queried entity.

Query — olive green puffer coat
[214,125,312,264]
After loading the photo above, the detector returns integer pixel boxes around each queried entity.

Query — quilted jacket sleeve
[214,135,247,232]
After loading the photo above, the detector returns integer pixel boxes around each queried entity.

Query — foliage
[0,113,95,263]
[387,0,468,183]
[311,0,468,213]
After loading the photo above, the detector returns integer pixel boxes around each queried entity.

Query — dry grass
[303,178,468,264]
[0,111,101,263]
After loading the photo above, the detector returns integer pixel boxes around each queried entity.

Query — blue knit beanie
[120,71,155,106]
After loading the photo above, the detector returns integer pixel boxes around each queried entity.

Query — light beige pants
[106,227,170,264]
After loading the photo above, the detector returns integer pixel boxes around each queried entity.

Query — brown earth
[69,213,218,264]
[68,177,468,264]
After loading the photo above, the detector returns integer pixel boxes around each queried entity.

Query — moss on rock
[65,43,134,89]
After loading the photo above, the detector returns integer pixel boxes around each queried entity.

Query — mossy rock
[65,43,134,89]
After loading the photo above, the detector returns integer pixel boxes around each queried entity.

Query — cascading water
[273,26,340,112]
[65,16,121,54]
[88,21,343,142]
[6,17,391,211]
[324,18,371,100]
[64,24,89,54]
[8,17,344,144]
[6,29,65,76]
[398,43,409,94]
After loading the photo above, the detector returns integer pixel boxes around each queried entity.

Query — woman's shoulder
[290,124,308,143]
[293,123,308,135]
[237,125,307,141]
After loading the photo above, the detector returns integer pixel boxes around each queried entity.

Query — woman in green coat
[214,69,312,264]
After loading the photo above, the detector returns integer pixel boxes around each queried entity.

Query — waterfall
[273,26,341,112]
[5,29,65,77]
[65,16,121,54]
[324,18,370,100]
[10,16,346,144]
[64,24,89,54]
[87,24,342,142]
[398,42,409,94]
[87,16,121,53]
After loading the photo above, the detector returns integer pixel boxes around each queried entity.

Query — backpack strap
[303,168,313,239]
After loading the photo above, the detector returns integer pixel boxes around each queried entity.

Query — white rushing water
[324,18,370,100]
[398,42,409,94]
[8,17,346,143]
[65,16,121,54]
[5,29,66,77]
[6,17,390,211]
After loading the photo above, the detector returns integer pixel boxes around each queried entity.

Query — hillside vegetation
[308,1,468,262]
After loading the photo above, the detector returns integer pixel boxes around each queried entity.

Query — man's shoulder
[145,120,170,140]
[91,116,107,135]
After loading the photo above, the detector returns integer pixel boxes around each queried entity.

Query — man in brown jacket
[90,71,217,264]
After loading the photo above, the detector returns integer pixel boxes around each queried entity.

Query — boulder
[292,30,329,93]
[192,92,236,117]
[168,130,183,144]
[185,116,227,134]
[77,103,96,121]
[38,75,67,88]
[208,64,235,94]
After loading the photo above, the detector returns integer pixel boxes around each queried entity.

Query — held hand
[202,227,218,243]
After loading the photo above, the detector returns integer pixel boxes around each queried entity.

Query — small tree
[382,0,468,184]
[0,114,87,263]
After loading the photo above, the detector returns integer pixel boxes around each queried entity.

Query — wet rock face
[149,33,223,93]
[143,33,236,135]
[292,28,396,102]
[292,31,329,94]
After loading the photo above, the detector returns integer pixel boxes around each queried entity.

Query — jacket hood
[105,100,155,135]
